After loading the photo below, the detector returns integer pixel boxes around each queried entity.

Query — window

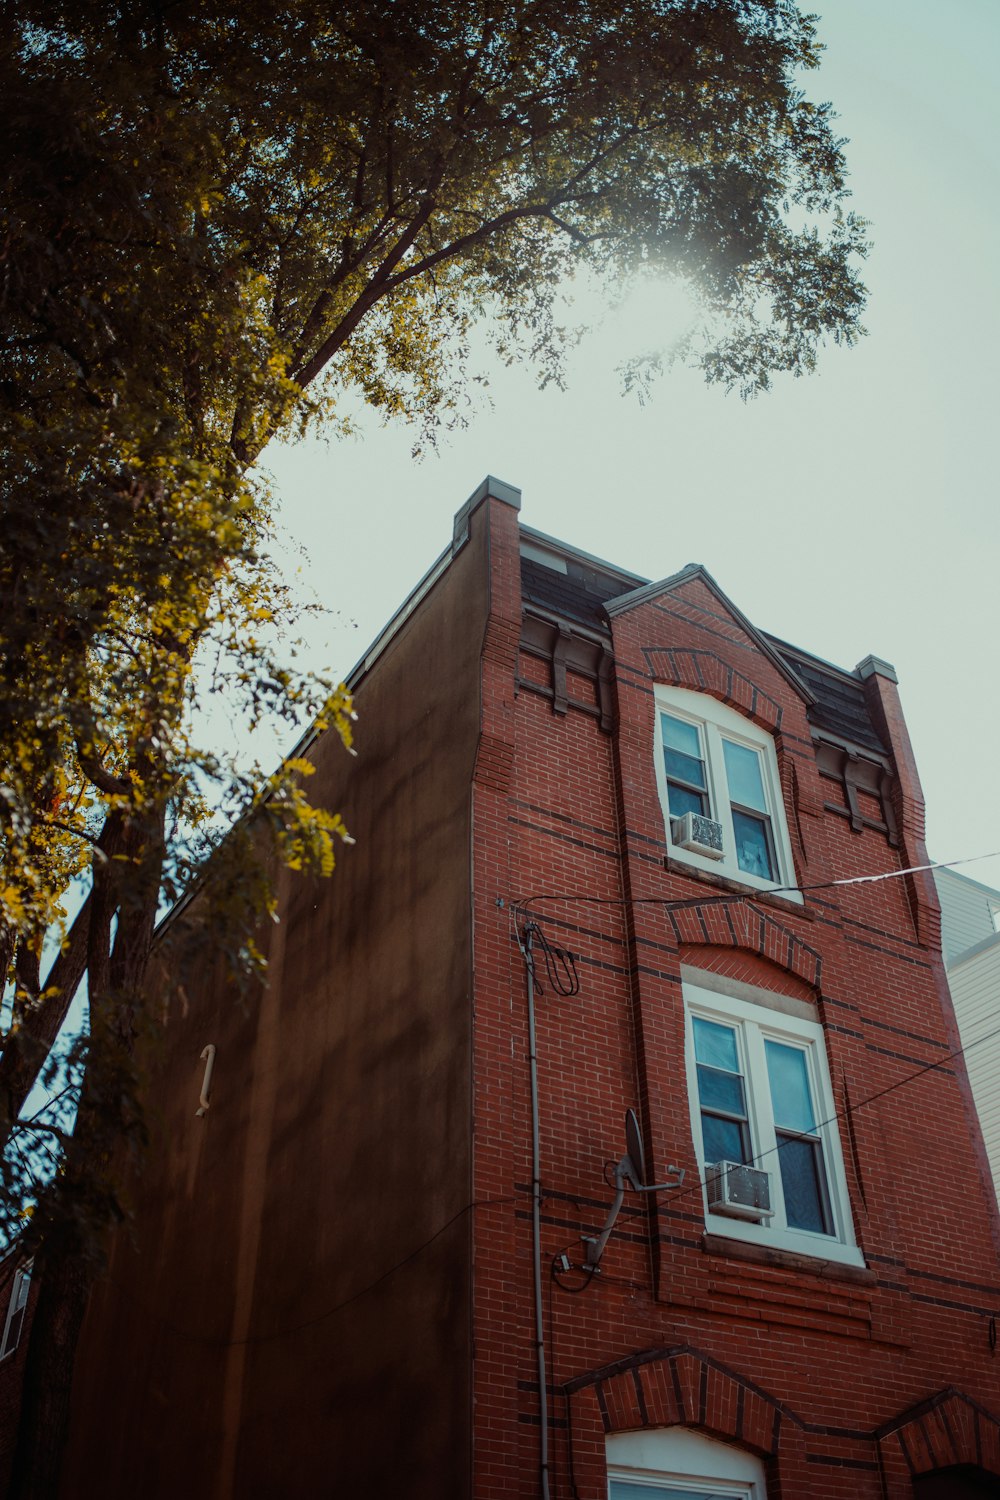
[0,1261,32,1360]
[684,980,861,1266]
[654,688,799,900]
[608,1427,767,1498]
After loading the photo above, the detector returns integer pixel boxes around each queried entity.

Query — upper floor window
[684,981,862,1267]
[654,687,799,900]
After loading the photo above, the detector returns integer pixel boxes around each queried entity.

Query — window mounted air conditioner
[671,812,724,860]
[706,1161,774,1220]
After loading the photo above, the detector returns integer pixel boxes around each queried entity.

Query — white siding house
[935,868,1000,1193]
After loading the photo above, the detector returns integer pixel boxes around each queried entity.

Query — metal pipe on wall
[523,927,551,1500]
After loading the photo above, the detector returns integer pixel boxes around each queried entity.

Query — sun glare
[571,274,700,370]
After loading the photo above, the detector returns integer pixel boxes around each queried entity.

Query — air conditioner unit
[706,1161,774,1220]
[671,811,724,860]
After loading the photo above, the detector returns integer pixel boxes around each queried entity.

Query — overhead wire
[512,847,1000,919]
[513,847,1000,1270]
[545,1011,1000,1282]
[11,858,996,1348]
[657,1012,1000,1220]
[518,919,580,997]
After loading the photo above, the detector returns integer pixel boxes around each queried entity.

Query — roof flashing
[856,654,899,685]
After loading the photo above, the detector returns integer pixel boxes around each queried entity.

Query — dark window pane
[661,713,702,759]
[702,1113,748,1165]
[913,1466,1000,1498]
[765,1041,816,1133]
[664,746,707,789]
[722,738,767,812]
[732,810,774,879]
[776,1135,830,1233]
[696,1064,746,1117]
[668,782,708,818]
[611,1485,715,1499]
[693,1018,739,1071]
[611,1483,714,1499]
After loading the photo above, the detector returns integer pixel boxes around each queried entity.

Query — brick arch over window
[876,1388,1000,1490]
[564,1344,785,1461]
[641,648,783,736]
[667,901,822,993]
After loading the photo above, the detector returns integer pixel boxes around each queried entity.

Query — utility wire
[546,1013,1000,1282]
[661,1014,1000,1219]
[512,850,1000,1261]
[519,920,580,997]
[513,847,1000,917]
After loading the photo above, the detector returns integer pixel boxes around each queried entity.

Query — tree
[0,2,867,1491]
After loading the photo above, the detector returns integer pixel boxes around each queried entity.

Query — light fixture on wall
[195,1044,216,1117]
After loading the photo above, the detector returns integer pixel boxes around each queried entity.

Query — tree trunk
[7,806,165,1497]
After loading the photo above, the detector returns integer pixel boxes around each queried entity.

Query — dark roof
[520,554,888,756]
[770,648,887,754]
[520,556,636,629]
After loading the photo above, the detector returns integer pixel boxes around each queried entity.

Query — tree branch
[76,748,130,798]
[292,189,441,387]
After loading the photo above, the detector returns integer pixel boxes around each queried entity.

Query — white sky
[260,0,1000,893]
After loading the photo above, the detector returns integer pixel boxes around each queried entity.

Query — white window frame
[684,981,862,1267]
[0,1260,32,1360]
[653,686,801,902]
[608,1427,767,1497]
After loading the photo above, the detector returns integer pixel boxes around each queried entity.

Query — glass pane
[732,810,774,880]
[661,713,702,759]
[722,738,767,812]
[668,783,708,818]
[776,1134,830,1233]
[702,1113,747,1165]
[765,1041,816,1133]
[610,1484,730,1499]
[693,1018,739,1071]
[664,746,707,789]
[696,1064,746,1117]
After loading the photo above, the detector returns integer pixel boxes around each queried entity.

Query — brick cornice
[876,1386,1000,1479]
[639,647,784,735]
[667,900,822,992]
[565,1342,789,1455]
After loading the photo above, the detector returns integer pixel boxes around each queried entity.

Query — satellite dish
[582,1109,685,1268]
[624,1107,646,1189]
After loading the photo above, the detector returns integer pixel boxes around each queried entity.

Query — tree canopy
[0,2,866,1490]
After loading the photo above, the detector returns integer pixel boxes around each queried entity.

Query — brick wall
[471,530,1000,1497]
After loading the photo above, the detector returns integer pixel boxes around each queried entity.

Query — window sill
[701,1231,874,1285]
[664,855,813,919]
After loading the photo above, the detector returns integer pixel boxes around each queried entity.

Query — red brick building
[61,479,1000,1497]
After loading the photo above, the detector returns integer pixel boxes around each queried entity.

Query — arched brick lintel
[564,1344,790,1460]
[876,1387,1000,1482]
[642,648,783,736]
[668,902,822,994]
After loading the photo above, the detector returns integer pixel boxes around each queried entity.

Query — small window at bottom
[607,1426,767,1499]
[0,1262,32,1359]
